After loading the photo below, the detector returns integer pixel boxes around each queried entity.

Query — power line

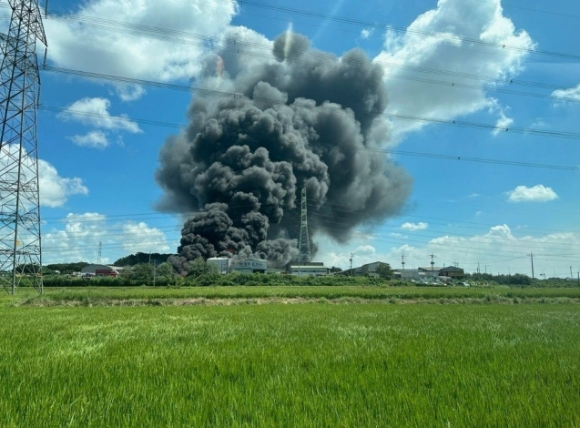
[235,0,580,61]
[38,9,580,103]
[503,3,580,20]
[36,69,580,172]
[40,103,580,142]
[27,1,580,62]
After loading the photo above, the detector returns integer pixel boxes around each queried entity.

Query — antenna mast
[0,0,47,294]
[298,187,311,264]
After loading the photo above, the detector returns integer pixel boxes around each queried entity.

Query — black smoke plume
[157,32,412,271]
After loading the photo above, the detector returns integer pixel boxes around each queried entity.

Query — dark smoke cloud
[157,31,412,271]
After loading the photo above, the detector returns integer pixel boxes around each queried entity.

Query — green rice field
[1,290,580,427]
[3,284,580,307]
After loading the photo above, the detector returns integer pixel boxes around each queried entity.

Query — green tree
[156,262,174,279]
[188,258,218,277]
[113,252,175,267]
[46,262,89,274]
[131,263,154,283]
[375,263,393,279]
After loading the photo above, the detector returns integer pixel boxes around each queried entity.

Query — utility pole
[153,260,156,287]
[477,262,480,274]
[97,241,102,265]
[401,254,405,271]
[298,187,311,264]
[528,252,535,279]
[0,0,47,295]
[349,253,354,276]
[570,266,573,279]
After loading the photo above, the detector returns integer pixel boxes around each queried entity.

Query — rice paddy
[1,290,579,427]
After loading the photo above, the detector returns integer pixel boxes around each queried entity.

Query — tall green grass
[1,304,579,427]
[3,285,580,307]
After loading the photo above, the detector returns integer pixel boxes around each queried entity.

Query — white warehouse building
[232,258,268,274]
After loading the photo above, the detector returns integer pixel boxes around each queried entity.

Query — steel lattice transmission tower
[0,0,47,294]
[298,187,311,264]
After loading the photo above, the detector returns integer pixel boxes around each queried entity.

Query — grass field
[3,284,580,307]
[1,300,580,427]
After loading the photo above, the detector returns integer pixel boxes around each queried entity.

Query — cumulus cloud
[552,83,580,102]
[375,0,534,140]
[122,222,171,254]
[39,160,89,207]
[318,224,580,277]
[360,28,373,39]
[44,0,239,98]
[0,144,88,208]
[61,98,141,133]
[70,131,110,148]
[401,222,429,231]
[492,113,514,136]
[355,245,377,256]
[43,213,171,264]
[114,84,147,102]
[507,185,558,203]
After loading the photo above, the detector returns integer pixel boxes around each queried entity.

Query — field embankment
[3,285,580,307]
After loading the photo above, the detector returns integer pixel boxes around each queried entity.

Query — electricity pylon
[297,187,311,264]
[0,0,47,294]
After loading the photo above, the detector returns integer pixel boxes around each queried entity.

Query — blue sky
[2,0,579,276]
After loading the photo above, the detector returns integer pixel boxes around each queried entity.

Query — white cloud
[360,28,373,39]
[45,0,239,97]
[114,84,147,102]
[507,185,558,203]
[492,112,514,136]
[401,222,429,231]
[390,232,407,238]
[122,222,171,254]
[552,83,580,102]
[61,98,141,133]
[354,245,376,256]
[0,144,88,208]
[39,160,89,207]
[70,131,110,149]
[317,225,580,277]
[43,213,171,264]
[375,0,534,140]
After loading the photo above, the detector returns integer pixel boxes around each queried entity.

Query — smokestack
[157,31,412,273]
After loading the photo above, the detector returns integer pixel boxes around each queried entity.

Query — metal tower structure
[297,187,311,264]
[97,241,102,265]
[0,0,47,294]
[429,254,436,271]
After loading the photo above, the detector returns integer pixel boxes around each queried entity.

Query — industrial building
[439,266,465,278]
[392,266,465,281]
[80,264,122,277]
[207,257,230,274]
[231,258,268,274]
[289,262,328,277]
[339,261,390,277]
